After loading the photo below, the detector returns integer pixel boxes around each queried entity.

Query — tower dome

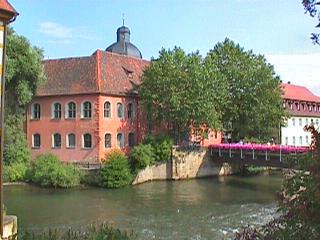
[106,26,142,59]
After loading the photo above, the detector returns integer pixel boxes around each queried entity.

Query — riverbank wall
[133,147,238,185]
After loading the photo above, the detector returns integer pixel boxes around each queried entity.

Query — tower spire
[122,13,125,26]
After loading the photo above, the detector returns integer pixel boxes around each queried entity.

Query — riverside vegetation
[4,134,173,189]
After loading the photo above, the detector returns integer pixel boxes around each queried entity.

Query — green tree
[139,47,223,142]
[302,0,320,44]
[206,39,285,141]
[6,28,46,114]
[4,28,45,164]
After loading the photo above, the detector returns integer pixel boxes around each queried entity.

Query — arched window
[128,132,135,147]
[117,103,124,119]
[33,134,41,148]
[117,133,124,148]
[82,101,92,118]
[105,133,111,148]
[53,133,61,148]
[127,103,134,119]
[32,103,41,119]
[83,133,92,148]
[53,103,62,119]
[67,102,76,119]
[104,101,111,118]
[67,133,76,148]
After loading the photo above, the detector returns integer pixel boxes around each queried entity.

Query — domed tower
[106,26,142,59]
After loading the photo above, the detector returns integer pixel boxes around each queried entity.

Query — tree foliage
[139,47,223,142]
[6,28,46,114]
[206,39,285,141]
[302,0,320,44]
[3,28,45,164]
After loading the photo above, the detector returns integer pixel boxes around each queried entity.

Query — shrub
[30,153,82,188]
[19,223,137,240]
[99,151,133,188]
[102,148,126,162]
[4,161,29,182]
[144,134,173,162]
[131,143,155,169]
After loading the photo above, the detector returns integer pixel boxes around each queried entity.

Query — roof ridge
[96,50,101,92]
[44,55,92,62]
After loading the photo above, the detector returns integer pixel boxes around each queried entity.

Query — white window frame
[32,133,41,148]
[104,101,112,118]
[66,101,77,119]
[31,103,41,120]
[83,133,92,149]
[81,101,92,119]
[66,133,76,148]
[104,133,112,148]
[52,102,62,119]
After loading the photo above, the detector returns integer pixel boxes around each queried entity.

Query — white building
[281,83,320,146]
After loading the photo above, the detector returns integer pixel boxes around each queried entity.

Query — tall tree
[302,0,320,44]
[6,28,46,115]
[206,39,285,141]
[138,47,224,142]
[4,28,46,164]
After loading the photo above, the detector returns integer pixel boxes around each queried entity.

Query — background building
[281,83,320,146]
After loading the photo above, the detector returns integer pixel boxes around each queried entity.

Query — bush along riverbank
[236,125,320,240]
[4,134,174,189]
[19,223,137,240]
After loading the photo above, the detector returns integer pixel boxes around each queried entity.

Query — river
[4,174,282,240]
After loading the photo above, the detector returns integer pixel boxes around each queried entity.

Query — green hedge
[30,153,82,188]
[99,151,133,188]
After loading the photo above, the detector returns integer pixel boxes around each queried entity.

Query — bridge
[209,143,309,168]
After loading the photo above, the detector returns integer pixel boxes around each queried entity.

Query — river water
[4,174,282,240]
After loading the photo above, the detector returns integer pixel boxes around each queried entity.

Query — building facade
[26,26,221,162]
[281,83,320,146]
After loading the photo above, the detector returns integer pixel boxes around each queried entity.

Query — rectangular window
[299,136,303,145]
[285,137,288,145]
[306,118,309,126]
[292,118,295,126]
[306,135,309,144]
[292,136,296,146]
[299,118,302,126]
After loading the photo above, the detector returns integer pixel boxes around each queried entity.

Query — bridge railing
[209,143,310,167]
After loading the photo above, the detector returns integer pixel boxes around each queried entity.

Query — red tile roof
[0,0,17,17]
[282,83,320,103]
[38,51,150,97]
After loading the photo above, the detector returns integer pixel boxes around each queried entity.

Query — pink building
[26,26,221,163]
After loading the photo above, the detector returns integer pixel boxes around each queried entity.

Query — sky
[8,0,320,95]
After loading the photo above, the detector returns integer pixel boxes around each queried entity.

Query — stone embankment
[133,146,237,185]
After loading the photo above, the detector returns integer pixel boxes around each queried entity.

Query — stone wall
[133,147,236,185]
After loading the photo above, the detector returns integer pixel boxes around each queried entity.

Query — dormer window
[295,102,300,110]
[309,104,312,112]
[122,66,133,79]
[302,103,306,111]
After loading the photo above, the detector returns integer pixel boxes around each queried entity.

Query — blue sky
[9,0,320,94]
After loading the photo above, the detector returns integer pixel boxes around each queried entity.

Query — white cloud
[39,21,100,44]
[39,21,73,39]
[266,53,320,96]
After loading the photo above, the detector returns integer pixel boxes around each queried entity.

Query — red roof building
[281,83,320,146]
[26,26,221,163]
